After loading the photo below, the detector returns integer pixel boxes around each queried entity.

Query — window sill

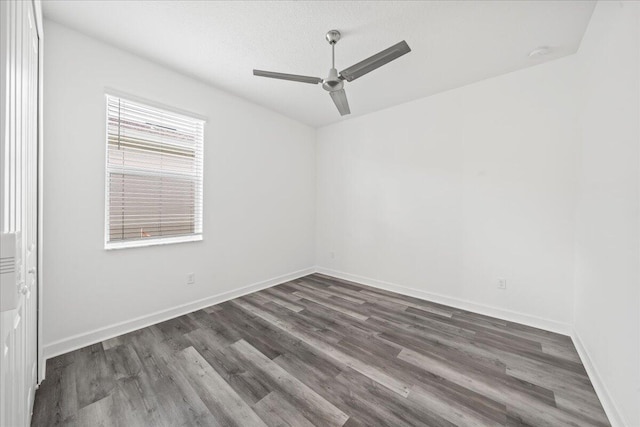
[105,234,203,250]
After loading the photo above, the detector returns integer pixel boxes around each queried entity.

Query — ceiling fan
[253,30,411,116]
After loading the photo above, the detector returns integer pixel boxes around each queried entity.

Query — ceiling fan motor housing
[323,68,343,92]
[325,30,341,45]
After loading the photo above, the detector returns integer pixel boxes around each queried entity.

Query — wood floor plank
[292,289,370,321]
[408,384,505,427]
[263,300,344,343]
[404,305,545,350]
[174,346,267,427]
[330,367,456,427]
[265,294,305,313]
[398,347,599,427]
[110,375,168,427]
[183,327,272,406]
[293,279,367,304]
[230,339,349,427]
[104,343,142,380]
[554,394,611,427]
[295,299,382,342]
[300,362,437,427]
[252,392,316,427]
[505,358,601,404]
[359,289,455,318]
[232,298,412,397]
[215,301,287,360]
[32,274,610,427]
[262,287,303,303]
[541,340,583,364]
[368,317,508,376]
[74,344,116,409]
[125,328,218,426]
[75,395,117,427]
[29,360,78,426]
[331,285,411,311]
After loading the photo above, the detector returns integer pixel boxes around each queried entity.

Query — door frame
[33,0,45,384]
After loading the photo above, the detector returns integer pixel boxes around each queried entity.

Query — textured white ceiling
[42,1,595,128]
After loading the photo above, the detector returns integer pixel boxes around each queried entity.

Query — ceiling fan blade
[339,40,411,82]
[253,69,323,84]
[330,89,351,116]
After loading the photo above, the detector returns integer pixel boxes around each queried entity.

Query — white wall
[573,2,640,426]
[42,21,316,354]
[316,56,581,332]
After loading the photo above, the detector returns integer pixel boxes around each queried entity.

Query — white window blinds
[105,94,204,249]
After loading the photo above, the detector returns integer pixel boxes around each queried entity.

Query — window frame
[103,91,205,250]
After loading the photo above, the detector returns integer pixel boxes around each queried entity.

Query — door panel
[0,0,40,425]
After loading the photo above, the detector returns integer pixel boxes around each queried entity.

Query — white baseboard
[571,329,626,427]
[315,267,571,335]
[42,267,316,361]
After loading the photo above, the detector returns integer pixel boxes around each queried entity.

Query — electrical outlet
[497,278,507,290]
[187,273,195,285]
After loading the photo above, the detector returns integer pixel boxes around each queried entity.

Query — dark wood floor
[32,273,610,426]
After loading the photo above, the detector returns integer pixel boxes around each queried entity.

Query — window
[105,94,204,249]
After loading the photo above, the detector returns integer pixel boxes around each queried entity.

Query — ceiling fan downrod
[323,30,343,93]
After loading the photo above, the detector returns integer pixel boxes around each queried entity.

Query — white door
[0,0,41,425]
